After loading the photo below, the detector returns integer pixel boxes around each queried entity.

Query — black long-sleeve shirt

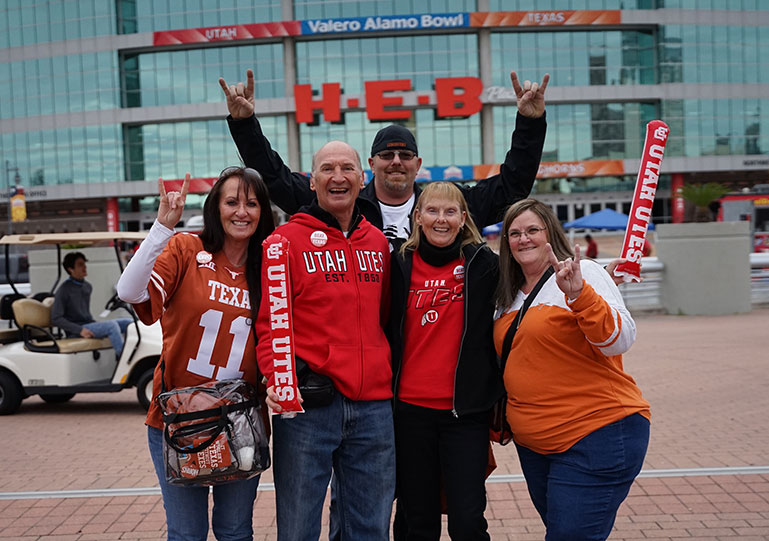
[227,112,547,236]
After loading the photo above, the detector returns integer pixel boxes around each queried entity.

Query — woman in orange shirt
[494,198,650,540]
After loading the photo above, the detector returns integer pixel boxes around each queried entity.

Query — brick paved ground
[1,308,768,540]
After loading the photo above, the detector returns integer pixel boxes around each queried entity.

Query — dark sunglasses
[218,166,261,183]
[375,150,417,162]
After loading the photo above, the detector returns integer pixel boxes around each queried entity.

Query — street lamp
[4,160,20,235]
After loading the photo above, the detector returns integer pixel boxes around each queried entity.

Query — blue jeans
[148,426,261,541]
[515,413,650,541]
[83,318,132,357]
[272,393,395,541]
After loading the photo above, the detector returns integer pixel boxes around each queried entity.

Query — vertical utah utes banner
[614,121,669,283]
[263,234,304,415]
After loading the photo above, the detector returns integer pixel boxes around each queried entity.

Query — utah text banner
[614,120,669,283]
[263,234,304,415]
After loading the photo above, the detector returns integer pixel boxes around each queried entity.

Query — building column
[477,0,494,165]
[282,0,300,171]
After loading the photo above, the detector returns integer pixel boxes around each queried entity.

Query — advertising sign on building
[301,13,467,35]
[294,77,483,123]
[153,10,621,45]
[9,186,26,223]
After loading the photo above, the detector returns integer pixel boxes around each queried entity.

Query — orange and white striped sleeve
[566,260,636,356]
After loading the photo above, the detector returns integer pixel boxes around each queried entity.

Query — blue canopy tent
[481,222,502,237]
[563,208,655,231]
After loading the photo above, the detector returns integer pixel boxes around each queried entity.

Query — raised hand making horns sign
[511,71,549,119]
[219,69,256,120]
[156,173,190,230]
[546,242,583,301]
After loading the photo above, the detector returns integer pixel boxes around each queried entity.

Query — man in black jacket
[219,69,548,250]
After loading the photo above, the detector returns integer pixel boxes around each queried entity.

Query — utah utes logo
[421,309,439,327]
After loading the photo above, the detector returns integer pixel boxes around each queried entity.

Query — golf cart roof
[0,232,147,246]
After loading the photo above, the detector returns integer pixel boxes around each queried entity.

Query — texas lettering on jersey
[207,279,251,310]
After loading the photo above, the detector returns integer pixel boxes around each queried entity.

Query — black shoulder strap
[500,267,554,371]
[160,355,167,394]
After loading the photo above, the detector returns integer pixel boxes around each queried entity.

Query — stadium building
[1,0,768,233]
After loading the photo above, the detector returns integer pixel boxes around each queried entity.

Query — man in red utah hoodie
[256,140,393,541]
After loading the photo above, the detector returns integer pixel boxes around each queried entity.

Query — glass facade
[659,0,767,8]
[296,34,478,95]
[118,0,282,34]
[125,117,289,182]
[1,1,115,48]
[659,25,769,84]
[1,125,123,186]
[298,110,481,173]
[490,31,655,87]
[0,53,120,118]
[122,44,284,108]
[662,99,768,158]
[488,0,766,8]
[493,102,658,165]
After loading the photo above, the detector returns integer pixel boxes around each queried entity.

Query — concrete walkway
[1,308,768,540]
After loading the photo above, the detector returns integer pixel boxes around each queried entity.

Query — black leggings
[394,400,491,541]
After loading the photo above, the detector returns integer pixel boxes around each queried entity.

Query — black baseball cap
[370,125,418,157]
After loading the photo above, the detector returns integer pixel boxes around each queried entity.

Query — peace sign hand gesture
[511,71,549,119]
[546,242,583,301]
[157,173,190,230]
[219,69,255,119]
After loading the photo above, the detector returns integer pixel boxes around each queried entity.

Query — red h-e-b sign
[294,77,484,123]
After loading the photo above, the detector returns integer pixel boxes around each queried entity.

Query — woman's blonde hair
[495,198,573,309]
[401,182,483,255]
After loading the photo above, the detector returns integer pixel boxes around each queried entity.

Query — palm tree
[680,182,730,222]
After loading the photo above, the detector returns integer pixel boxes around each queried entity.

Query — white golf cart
[0,232,163,415]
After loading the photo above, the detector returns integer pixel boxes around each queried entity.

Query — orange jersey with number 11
[134,233,259,430]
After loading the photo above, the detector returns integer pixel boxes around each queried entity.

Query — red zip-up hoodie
[256,204,392,401]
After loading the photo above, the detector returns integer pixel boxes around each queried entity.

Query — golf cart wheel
[137,368,154,410]
[0,371,23,415]
[39,393,76,404]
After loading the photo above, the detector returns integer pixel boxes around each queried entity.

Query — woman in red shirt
[389,182,501,540]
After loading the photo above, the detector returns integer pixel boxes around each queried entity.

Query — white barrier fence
[2,253,769,316]
[580,254,769,313]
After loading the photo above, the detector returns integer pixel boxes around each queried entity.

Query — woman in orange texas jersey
[388,182,501,540]
[494,199,650,541]
[116,167,274,541]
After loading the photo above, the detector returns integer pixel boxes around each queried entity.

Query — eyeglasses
[375,150,417,162]
[506,226,546,242]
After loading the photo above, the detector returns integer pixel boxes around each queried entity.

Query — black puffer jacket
[389,242,503,417]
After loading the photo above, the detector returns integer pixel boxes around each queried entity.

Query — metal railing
[593,257,665,312]
[750,253,769,306]
[2,255,768,316]
[598,253,769,312]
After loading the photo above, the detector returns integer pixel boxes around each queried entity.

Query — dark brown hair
[199,166,275,321]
